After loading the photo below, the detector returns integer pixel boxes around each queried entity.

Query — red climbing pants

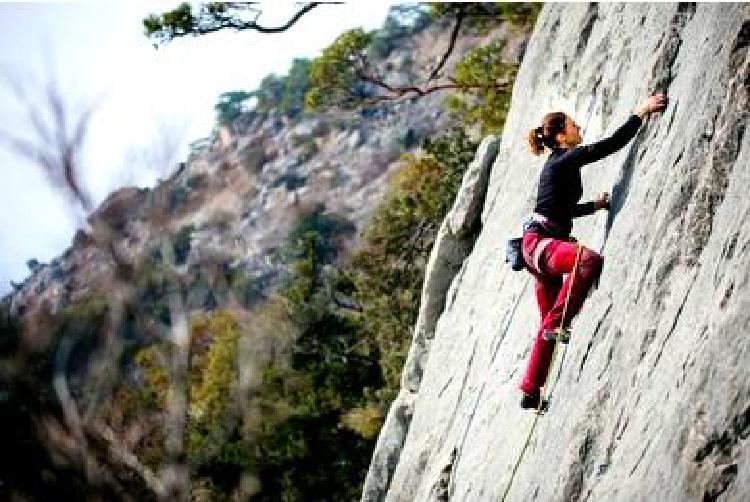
[519,232,604,395]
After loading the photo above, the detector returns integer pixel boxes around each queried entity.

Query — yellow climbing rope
[500,243,583,502]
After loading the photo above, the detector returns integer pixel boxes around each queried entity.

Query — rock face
[365,4,749,501]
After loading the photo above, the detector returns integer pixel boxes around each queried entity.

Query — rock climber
[519,92,668,409]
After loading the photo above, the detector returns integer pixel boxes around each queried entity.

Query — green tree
[304,3,541,114]
[366,4,432,59]
[144,3,542,128]
[444,40,518,133]
[279,58,311,118]
[172,224,194,266]
[254,58,312,118]
[215,90,255,125]
[304,29,375,111]
[253,229,382,501]
[186,311,250,493]
[131,310,251,495]
[281,205,356,266]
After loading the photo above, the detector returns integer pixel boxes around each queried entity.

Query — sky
[0,1,394,295]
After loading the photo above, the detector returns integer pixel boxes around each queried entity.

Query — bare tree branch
[425,3,529,83]
[0,72,97,214]
[428,5,466,81]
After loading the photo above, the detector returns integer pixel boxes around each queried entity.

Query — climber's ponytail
[527,111,568,156]
[527,127,545,156]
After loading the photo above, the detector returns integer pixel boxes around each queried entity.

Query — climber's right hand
[634,92,668,118]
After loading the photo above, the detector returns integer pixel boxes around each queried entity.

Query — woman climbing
[519,92,668,409]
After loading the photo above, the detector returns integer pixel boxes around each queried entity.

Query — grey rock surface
[361,393,416,502]
[448,138,500,239]
[367,4,749,501]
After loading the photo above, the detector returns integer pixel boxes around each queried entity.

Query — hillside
[7,14,526,327]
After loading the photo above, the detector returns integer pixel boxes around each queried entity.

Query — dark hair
[527,111,567,156]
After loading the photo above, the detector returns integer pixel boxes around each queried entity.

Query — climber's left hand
[595,192,611,211]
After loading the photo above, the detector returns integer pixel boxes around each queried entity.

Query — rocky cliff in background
[365,3,749,501]
[6,19,528,324]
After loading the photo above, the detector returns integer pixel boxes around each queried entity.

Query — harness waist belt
[523,214,569,239]
[532,213,563,230]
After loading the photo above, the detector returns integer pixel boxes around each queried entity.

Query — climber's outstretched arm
[570,92,668,166]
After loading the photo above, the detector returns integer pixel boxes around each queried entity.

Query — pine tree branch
[152,2,341,44]
[352,68,513,105]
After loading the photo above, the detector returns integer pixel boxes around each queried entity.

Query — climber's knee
[578,248,603,280]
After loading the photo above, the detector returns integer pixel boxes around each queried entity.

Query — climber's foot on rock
[520,391,548,412]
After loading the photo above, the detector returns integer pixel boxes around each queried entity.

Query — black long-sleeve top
[534,114,643,235]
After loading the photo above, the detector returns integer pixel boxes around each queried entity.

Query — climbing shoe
[521,391,541,410]
[520,390,540,409]
[520,390,548,412]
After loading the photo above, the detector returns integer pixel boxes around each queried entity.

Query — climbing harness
[500,243,583,502]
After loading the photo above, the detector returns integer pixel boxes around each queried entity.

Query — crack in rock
[574,3,599,60]
[651,3,696,93]
[628,437,653,477]
[647,269,700,378]
[429,448,457,502]
[490,278,530,364]
[448,382,488,500]
[577,301,613,381]
[362,137,498,501]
